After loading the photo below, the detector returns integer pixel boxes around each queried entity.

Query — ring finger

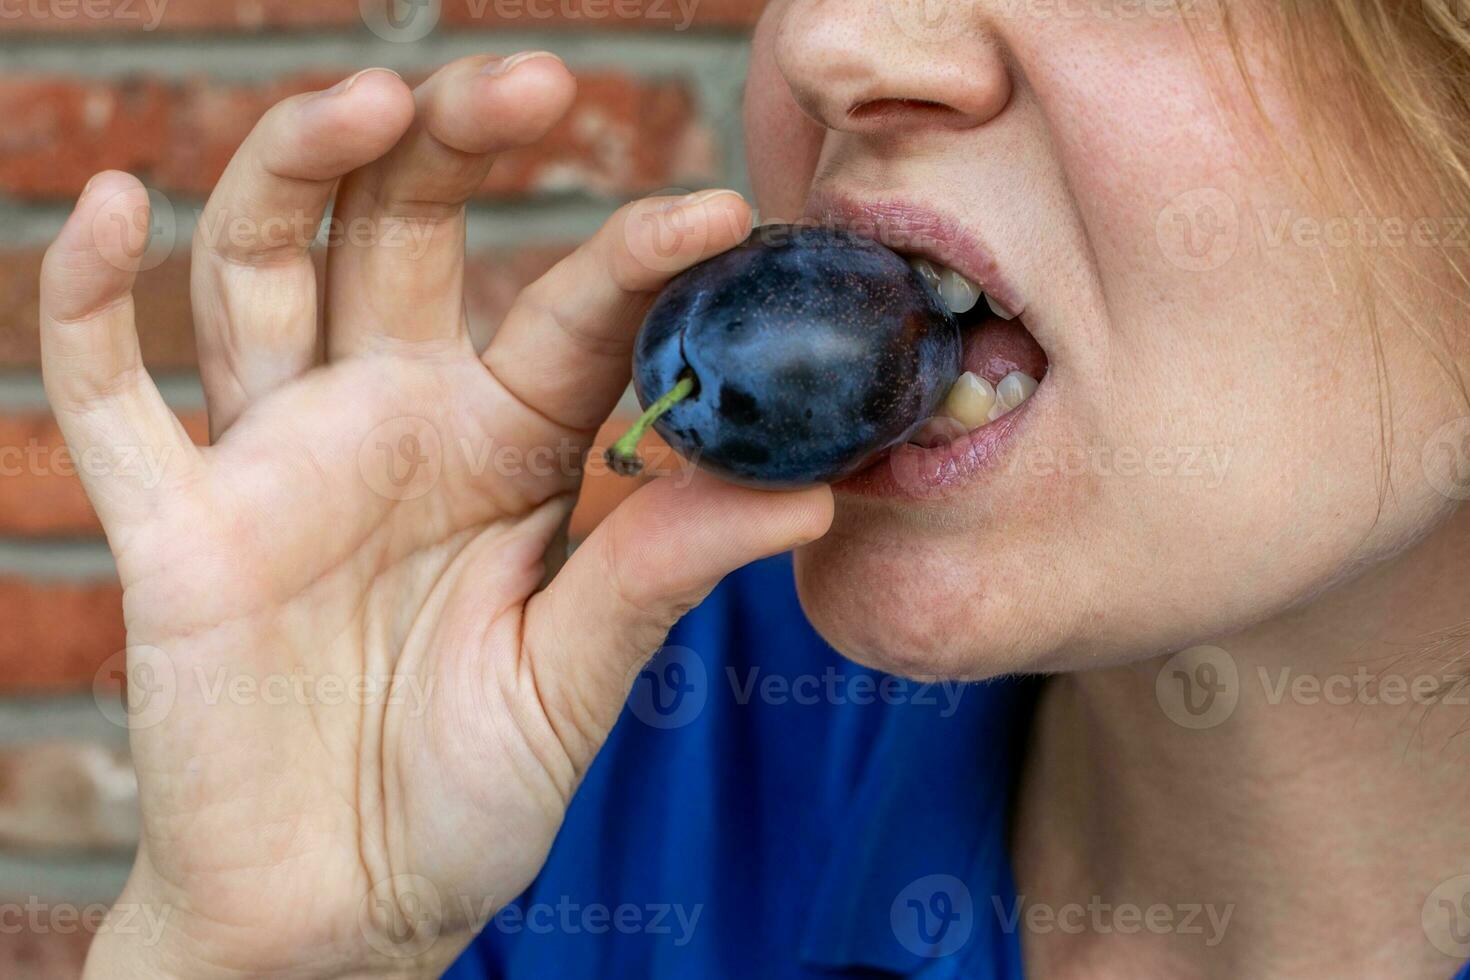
[325,52,576,359]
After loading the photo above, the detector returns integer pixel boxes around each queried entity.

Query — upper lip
[801,189,1025,318]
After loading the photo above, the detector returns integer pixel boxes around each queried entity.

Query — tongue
[962,317,1048,384]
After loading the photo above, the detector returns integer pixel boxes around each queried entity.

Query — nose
[774,0,1011,135]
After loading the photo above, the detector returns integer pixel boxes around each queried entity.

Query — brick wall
[0,2,762,973]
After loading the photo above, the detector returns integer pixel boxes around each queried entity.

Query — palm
[39,57,828,978]
[109,352,581,966]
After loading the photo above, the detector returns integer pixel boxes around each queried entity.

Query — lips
[804,192,1050,499]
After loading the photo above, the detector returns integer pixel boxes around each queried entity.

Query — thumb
[522,469,833,769]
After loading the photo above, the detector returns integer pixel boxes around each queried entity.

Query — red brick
[440,0,769,31]
[0,0,767,33]
[0,72,716,201]
[0,926,90,980]
[571,415,672,538]
[0,411,209,536]
[0,245,576,370]
[0,578,125,695]
[0,77,171,199]
[0,249,196,370]
[0,741,138,853]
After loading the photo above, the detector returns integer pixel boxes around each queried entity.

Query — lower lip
[834,393,1037,501]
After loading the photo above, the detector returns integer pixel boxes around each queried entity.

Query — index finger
[481,190,753,433]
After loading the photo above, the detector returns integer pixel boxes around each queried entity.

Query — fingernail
[81,173,102,198]
[661,189,744,212]
[324,67,401,97]
[481,51,564,77]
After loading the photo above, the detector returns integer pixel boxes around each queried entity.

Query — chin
[791,508,1079,682]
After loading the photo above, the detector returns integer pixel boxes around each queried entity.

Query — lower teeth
[910,369,1040,445]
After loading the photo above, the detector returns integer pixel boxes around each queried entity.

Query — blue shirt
[445,555,1470,979]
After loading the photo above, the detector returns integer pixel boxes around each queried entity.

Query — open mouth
[801,190,1053,496]
[895,253,1050,450]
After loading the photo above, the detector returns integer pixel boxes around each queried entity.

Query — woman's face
[744,1,1467,678]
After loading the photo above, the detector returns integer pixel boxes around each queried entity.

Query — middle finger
[325,52,576,359]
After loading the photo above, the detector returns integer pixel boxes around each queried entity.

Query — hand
[39,55,832,978]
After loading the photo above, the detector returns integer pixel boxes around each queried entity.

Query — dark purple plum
[605,224,962,488]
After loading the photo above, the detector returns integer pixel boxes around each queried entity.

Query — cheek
[744,2,824,221]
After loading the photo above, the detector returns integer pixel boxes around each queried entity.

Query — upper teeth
[906,256,1038,439]
[909,256,1013,318]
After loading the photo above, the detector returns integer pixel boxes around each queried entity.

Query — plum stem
[604,372,696,477]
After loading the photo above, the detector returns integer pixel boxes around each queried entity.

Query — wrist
[85,862,468,980]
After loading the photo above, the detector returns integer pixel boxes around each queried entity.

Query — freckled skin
[632,224,962,487]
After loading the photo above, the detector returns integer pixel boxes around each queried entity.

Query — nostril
[847,98,969,127]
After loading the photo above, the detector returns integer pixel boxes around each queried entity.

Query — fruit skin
[631,224,963,487]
